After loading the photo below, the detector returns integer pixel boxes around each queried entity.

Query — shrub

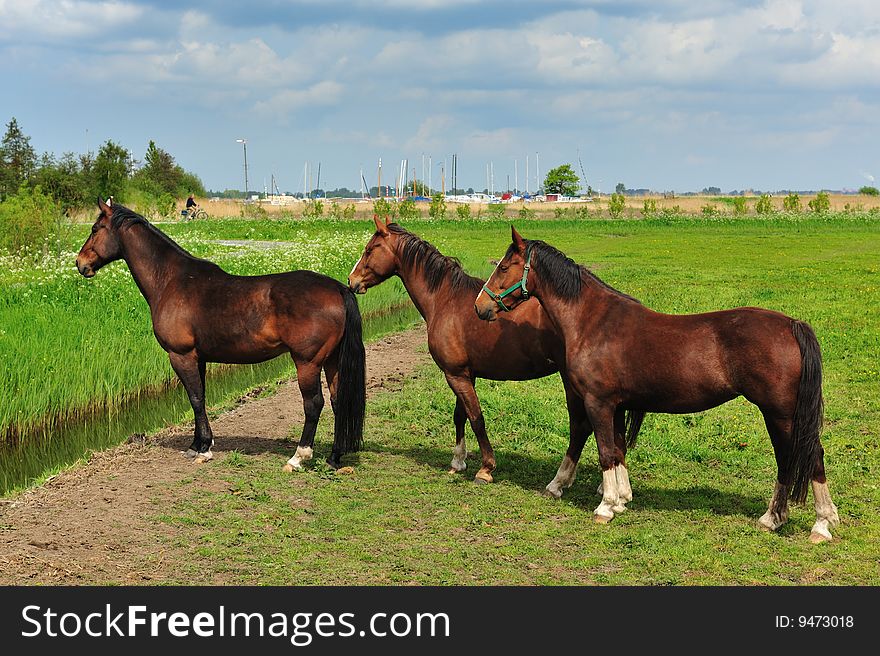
[575,205,591,220]
[701,203,719,218]
[455,203,471,220]
[554,207,569,220]
[608,192,626,219]
[373,197,397,221]
[808,191,831,214]
[641,198,657,218]
[398,198,420,221]
[428,193,447,220]
[755,194,773,214]
[731,197,747,215]
[239,202,268,220]
[486,203,506,220]
[859,185,879,196]
[518,205,536,220]
[300,200,324,220]
[0,185,63,254]
[782,193,801,212]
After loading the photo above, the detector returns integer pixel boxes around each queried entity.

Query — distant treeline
[0,117,205,214]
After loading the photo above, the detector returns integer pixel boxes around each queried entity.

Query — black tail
[788,320,824,505]
[624,410,646,449]
[334,288,366,455]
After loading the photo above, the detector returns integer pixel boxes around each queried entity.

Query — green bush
[575,205,591,220]
[641,198,657,218]
[701,203,720,217]
[373,197,397,221]
[428,193,447,220]
[731,197,747,215]
[301,200,324,220]
[808,191,831,214]
[608,193,626,219]
[518,205,536,220]
[485,203,506,220]
[783,193,801,212]
[0,185,63,254]
[859,186,879,196]
[755,194,773,214]
[398,198,420,221]
[455,203,470,220]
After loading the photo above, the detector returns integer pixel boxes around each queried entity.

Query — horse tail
[333,287,366,455]
[787,319,824,506]
[624,410,646,449]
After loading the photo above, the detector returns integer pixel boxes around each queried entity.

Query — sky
[2,0,880,194]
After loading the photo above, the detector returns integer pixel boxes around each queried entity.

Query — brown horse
[76,198,365,470]
[348,216,644,486]
[476,227,839,543]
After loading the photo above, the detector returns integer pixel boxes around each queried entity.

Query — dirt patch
[0,325,429,585]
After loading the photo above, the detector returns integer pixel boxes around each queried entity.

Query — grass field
[2,213,879,583]
[157,215,878,584]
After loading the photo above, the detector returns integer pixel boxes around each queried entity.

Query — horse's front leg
[445,374,495,484]
[448,396,468,474]
[585,400,623,523]
[545,382,592,499]
[169,352,214,463]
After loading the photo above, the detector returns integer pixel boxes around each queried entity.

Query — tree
[615,182,625,194]
[0,118,37,199]
[91,140,131,201]
[859,185,878,196]
[544,164,580,196]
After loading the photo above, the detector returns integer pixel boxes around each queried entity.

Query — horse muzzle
[348,277,367,294]
[475,303,497,322]
[75,257,95,278]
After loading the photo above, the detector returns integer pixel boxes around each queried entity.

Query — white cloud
[0,0,143,41]
[253,81,344,121]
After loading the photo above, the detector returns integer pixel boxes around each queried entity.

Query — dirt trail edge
[0,325,429,584]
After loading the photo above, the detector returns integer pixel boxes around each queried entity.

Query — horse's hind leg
[323,356,345,469]
[758,412,793,531]
[545,384,592,499]
[445,374,495,484]
[168,352,214,463]
[809,448,839,544]
[595,410,632,508]
[282,359,324,472]
[448,397,468,474]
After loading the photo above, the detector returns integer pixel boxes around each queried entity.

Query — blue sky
[2,0,879,193]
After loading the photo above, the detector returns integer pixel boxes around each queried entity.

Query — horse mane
[511,239,641,304]
[387,223,482,292]
[110,204,197,260]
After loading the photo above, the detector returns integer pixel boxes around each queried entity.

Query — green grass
[137,213,880,585]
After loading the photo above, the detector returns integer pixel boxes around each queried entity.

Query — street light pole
[236,139,249,199]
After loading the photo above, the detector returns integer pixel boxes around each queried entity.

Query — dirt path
[0,326,429,584]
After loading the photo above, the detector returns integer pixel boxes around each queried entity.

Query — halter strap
[481,244,533,312]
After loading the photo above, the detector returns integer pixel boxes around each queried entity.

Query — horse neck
[532,273,611,342]
[119,222,190,307]
[394,255,443,321]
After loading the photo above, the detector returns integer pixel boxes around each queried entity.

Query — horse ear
[385,215,393,226]
[511,225,526,253]
[373,213,389,235]
[97,196,112,216]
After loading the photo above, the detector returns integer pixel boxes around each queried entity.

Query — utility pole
[236,139,249,199]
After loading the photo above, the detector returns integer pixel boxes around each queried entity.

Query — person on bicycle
[183,194,199,220]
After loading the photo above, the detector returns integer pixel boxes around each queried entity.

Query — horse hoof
[809,531,832,544]
[194,451,213,464]
[282,463,295,473]
[611,505,627,513]
[473,476,491,485]
[183,449,198,459]
[593,513,613,524]
[542,486,562,500]
[447,468,462,475]
[336,466,355,475]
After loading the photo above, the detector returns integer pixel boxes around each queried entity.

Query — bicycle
[181,206,208,221]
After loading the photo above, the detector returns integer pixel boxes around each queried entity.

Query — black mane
[387,223,482,292]
[508,239,640,303]
[110,204,196,259]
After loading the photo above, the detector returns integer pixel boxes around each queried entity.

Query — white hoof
[809,519,834,543]
[193,450,213,464]
[286,446,313,472]
[449,457,467,473]
[758,510,787,532]
[543,484,563,500]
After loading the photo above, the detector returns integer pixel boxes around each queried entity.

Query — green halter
[481,244,533,312]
